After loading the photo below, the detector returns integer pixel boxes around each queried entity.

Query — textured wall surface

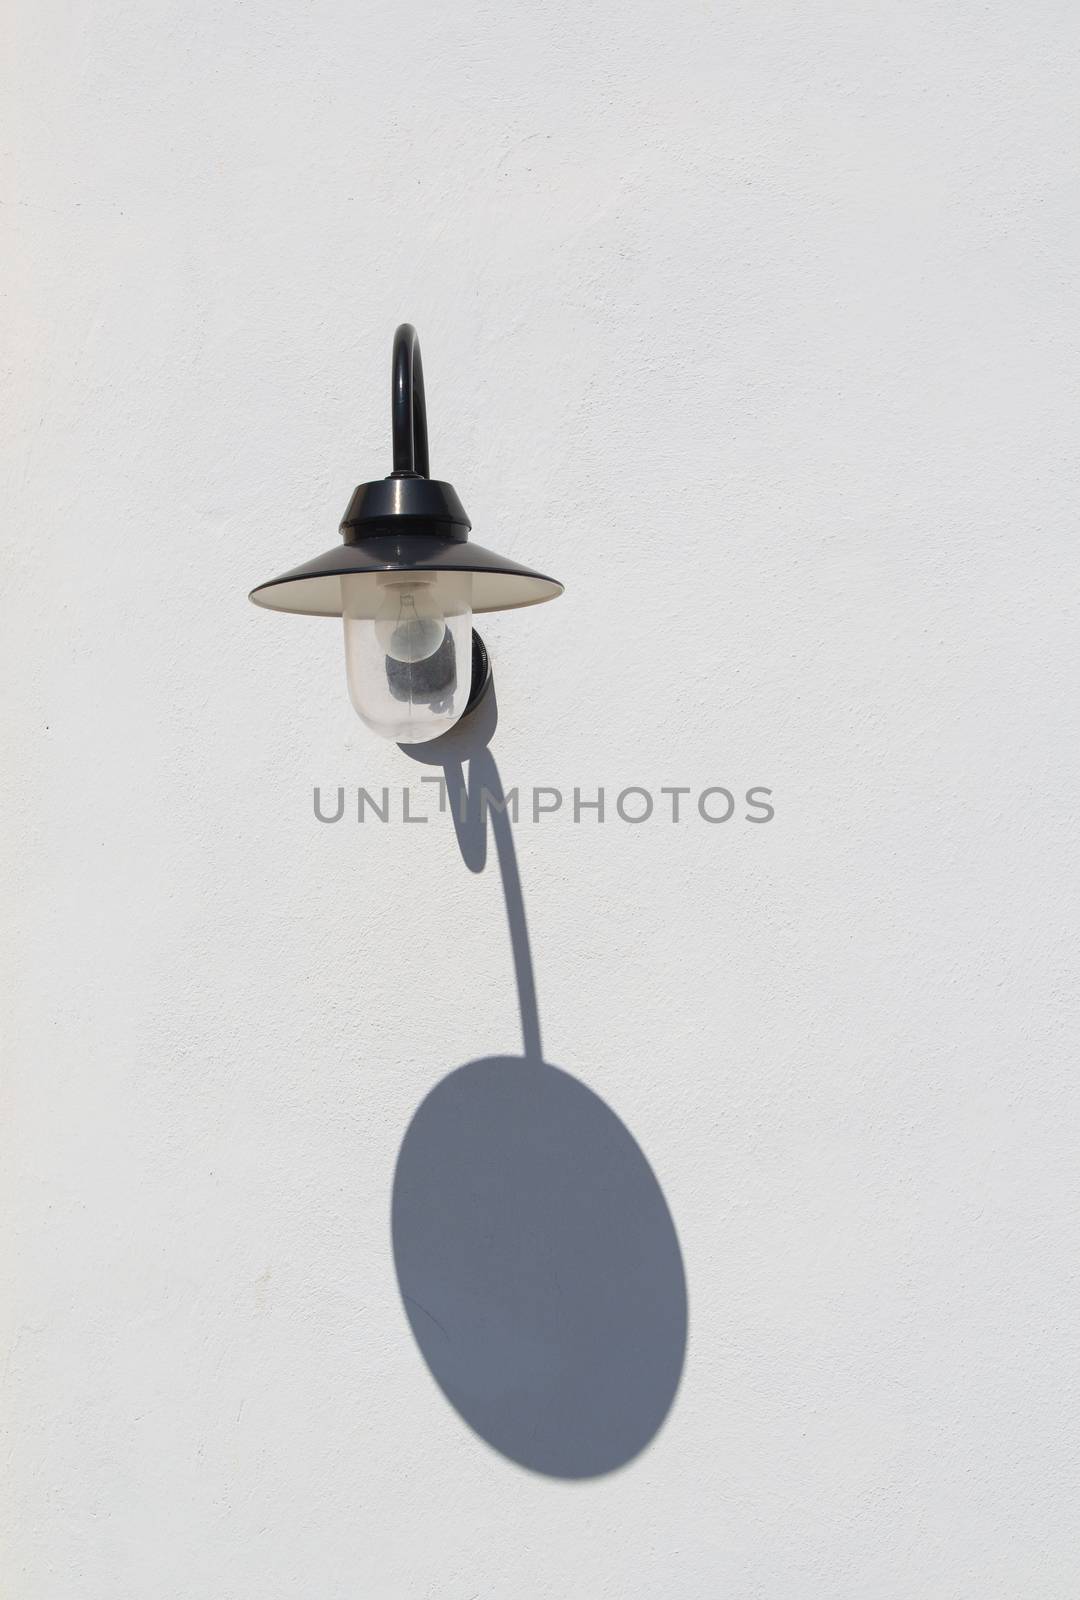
[4,1,1079,1595]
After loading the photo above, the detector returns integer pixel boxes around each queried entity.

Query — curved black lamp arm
[391,323,430,479]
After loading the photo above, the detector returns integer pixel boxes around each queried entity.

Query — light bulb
[341,571,473,743]
[374,580,447,663]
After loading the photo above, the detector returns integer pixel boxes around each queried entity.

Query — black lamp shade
[249,326,564,619]
[249,525,563,617]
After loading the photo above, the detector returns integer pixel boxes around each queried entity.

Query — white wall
[5,1,1079,1594]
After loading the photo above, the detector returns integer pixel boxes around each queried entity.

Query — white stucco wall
[4,1,1079,1594]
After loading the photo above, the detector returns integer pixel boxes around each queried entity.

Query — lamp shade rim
[249,536,564,617]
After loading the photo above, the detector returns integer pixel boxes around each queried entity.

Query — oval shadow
[391,1055,687,1478]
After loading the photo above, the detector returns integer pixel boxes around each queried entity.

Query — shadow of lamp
[395,706,689,1479]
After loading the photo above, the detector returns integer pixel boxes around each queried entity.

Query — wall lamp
[249,324,564,743]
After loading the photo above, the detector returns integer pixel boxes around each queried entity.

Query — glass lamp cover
[342,571,473,743]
